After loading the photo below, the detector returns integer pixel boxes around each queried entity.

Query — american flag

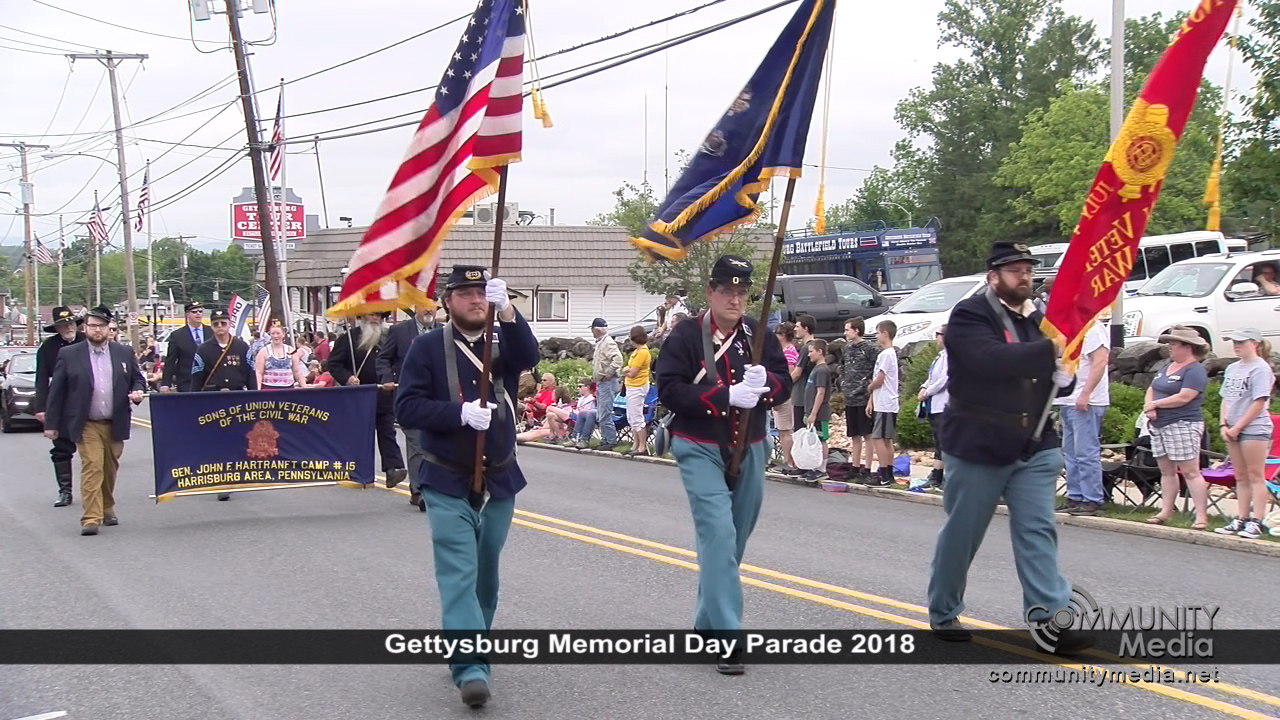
[32,236,55,265]
[329,0,525,316]
[268,93,284,182]
[86,199,109,248]
[253,285,271,332]
[134,166,149,232]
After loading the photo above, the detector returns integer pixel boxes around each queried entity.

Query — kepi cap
[710,255,753,287]
[443,265,490,292]
[184,300,204,313]
[987,242,1040,270]
[209,309,231,323]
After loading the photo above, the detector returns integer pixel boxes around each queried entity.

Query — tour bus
[1033,232,1245,293]
[780,221,943,303]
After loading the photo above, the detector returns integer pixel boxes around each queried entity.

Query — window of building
[536,290,569,321]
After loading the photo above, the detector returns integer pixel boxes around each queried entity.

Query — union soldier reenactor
[655,255,791,675]
[395,265,539,708]
[191,309,256,392]
[926,242,1094,655]
[34,306,85,507]
[329,310,407,487]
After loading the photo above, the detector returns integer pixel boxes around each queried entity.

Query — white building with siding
[270,224,769,340]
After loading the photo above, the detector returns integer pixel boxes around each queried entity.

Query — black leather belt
[947,399,1032,429]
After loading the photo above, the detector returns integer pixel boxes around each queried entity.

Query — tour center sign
[230,186,305,254]
[149,385,377,500]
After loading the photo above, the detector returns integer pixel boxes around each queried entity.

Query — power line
[30,0,226,46]
[283,12,470,87]
[0,22,98,51]
[0,41,66,56]
[0,33,82,53]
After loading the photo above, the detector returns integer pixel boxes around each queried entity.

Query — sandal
[1146,515,1171,525]
[1191,521,1208,531]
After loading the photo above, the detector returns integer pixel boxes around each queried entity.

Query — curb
[520,440,1280,559]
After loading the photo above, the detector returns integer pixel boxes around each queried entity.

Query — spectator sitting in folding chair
[523,373,558,430]
[565,380,598,449]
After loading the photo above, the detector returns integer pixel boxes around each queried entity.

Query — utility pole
[1108,0,1125,348]
[67,51,147,348]
[224,0,285,325]
[57,215,64,306]
[0,141,50,345]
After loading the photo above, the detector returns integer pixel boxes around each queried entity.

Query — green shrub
[901,342,940,398]
[896,395,933,449]
[1102,383,1145,446]
[537,358,593,390]
[830,391,845,417]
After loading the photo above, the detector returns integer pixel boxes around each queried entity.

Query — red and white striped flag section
[327,0,526,317]
[134,165,150,232]
[86,195,109,248]
[32,237,55,265]
[268,93,284,182]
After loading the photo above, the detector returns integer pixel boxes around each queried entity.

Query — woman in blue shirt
[1143,326,1211,530]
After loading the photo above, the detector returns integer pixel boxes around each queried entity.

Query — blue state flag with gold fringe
[631,0,834,261]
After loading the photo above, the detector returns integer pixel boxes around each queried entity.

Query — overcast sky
[0,0,1251,258]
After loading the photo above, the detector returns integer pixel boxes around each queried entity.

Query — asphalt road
[2,399,1278,720]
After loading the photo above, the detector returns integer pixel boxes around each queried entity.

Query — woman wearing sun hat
[1144,326,1211,529]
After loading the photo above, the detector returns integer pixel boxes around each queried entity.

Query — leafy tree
[818,157,922,230]
[589,181,659,236]
[891,0,1103,272]
[1226,0,1280,241]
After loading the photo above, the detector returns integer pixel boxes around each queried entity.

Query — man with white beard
[329,312,407,486]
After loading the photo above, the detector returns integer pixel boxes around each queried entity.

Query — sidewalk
[521,439,1280,559]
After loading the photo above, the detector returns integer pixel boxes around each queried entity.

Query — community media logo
[1025,584,1217,659]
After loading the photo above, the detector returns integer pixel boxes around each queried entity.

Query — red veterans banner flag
[1043,0,1237,368]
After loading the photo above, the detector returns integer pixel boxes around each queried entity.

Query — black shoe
[54,459,74,507]
[459,679,491,708]
[862,469,893,487]
[1055,499,1080,513]
[1067,502,1104,516]
[217,493,232,501]
[103,512,118,527]
[926,469,944,489]
[931,618,972,642]
[1035,627,1097,656]
[80,523,99,536]
[384,467,408,488]
[54,491,72,508]
[596,443,617,453]
[716,649,745,676]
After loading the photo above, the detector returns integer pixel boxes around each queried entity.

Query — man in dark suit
[926,242,1092,655]
[34,306,85,507]
[377,304,436,509]
[331,311,406,488]
[44,305,146,536]
[160,301,207,393]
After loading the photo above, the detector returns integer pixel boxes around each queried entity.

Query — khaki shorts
[773,399,795,431]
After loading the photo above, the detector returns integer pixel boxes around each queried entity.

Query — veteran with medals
[394,265,540,708]
[655,255,791,675]
[191,310,256,392]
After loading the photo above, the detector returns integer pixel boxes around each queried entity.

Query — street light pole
[883,201,912,228]
[1109,0,1126,349]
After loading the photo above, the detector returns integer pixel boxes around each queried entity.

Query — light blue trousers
[423,489,515,686]
[927,449,1070,626]
[596,378,620,445]
[672,437,766,633]
[1060,405,1106,504]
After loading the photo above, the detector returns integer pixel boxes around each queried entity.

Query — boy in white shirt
[864,320,900,487]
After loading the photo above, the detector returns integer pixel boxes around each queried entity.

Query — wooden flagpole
[728,176,797,479]
[472,166,510,504]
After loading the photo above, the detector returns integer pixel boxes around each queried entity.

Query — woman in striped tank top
[255,325,309,389]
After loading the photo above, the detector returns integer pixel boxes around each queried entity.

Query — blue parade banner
[149,386,378,501]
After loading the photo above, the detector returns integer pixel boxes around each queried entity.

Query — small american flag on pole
[87,197,109,248]
[268,94,284,182]
[32,237,55,265]
[134,166,149,232]
[327,0,525,317]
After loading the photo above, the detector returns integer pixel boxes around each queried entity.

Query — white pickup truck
[1122,249,1280,358]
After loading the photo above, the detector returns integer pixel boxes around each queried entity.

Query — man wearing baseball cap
[589,316,623,451]
[34,306,85,507]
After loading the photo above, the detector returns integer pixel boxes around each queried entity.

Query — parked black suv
[772,274,888,340]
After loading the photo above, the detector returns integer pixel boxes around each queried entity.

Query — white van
[1034,232,1242,292]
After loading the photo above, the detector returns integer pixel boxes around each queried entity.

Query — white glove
[1052,363,1074,388]
[728,382,768,409]
[742,364,767,390]
[485,278,510,311]
[461,400,492,431]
